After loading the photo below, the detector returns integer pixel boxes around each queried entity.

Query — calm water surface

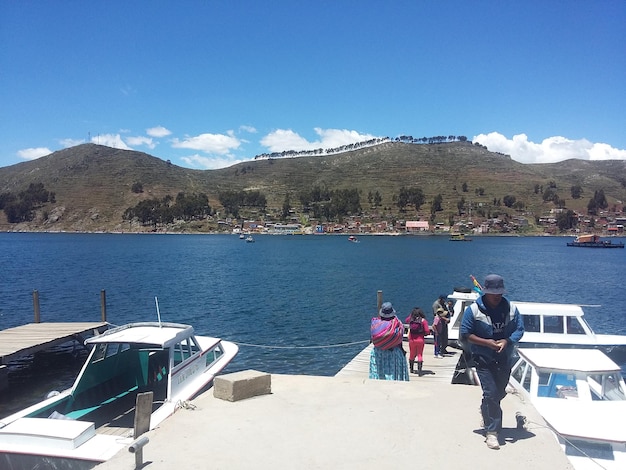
[1,233,625,415]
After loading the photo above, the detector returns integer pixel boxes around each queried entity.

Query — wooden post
[134,391,153,438]
[377,290,383,314]
[33,290,41,323]
[100,289,107,322]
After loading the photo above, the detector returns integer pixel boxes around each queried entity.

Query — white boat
[509,348,626,470]
[445,288,626,361]
[0,322,238,469]
[245,235,255,243]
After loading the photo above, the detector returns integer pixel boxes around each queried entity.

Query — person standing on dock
[460,274,524,450]
[405,307,429,375]
[369,302,409,381]
[432,294,450,354]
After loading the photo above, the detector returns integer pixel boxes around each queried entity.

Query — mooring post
[33,289,41,323]
[100,289,107,322]
[128,435,149,469]
[377,290,383,314]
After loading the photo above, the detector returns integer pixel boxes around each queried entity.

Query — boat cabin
[510,348,626,402]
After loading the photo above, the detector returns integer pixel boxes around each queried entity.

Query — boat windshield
[587,373,626,401]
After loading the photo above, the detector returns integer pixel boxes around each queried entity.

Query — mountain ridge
[0,142,624,233]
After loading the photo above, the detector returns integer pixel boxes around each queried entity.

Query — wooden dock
[335,343,472,383]
[0,322,108,365]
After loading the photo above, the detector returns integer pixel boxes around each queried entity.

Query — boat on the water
[567,234,624,248]
[0,321,238,469]
[348,235,359,243]
[508,348,626,470]
[444,289,626,362]
[245,235,255,243]
[449,233,472,241]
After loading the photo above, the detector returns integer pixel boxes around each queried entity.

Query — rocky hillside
[0,142,624,232]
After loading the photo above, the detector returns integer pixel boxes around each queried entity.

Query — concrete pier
[96,346,573,470]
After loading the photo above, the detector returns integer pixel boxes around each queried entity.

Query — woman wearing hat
[369,302,409,381]
[460,274,524,450]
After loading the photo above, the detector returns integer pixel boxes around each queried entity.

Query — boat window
[205,344,224,366]
[543,316,563,334]
[603,374,626,401]
[565,317,585,334]
[511,361,526,383]
[173,337,200,367]
[105,343,121,358]
[523,315,540,332]
[92,344,107,363]
[522,367,532,392]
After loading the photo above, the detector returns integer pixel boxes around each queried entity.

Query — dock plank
[0,322,108,364]
[336,342,466,383]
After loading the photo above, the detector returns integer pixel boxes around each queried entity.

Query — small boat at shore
[567,234,624,248]
[444,288,626,363]
[0,321,238,469]
[348,235,359,243]
[449,233,471,241]
[245,235,255,243]
[509,348,626,470]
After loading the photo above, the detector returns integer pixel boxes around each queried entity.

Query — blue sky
[2,1,625,170]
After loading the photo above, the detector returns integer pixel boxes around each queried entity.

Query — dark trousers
[475,357,510,434]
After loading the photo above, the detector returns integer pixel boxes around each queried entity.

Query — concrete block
[213,370,271,402]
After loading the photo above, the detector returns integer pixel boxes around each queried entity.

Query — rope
[232,339,370,349]
[520,416,608,470]
[176,400,197,410]
[510,389,608,469]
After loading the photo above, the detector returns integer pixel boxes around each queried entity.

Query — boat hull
[0,322,238,469]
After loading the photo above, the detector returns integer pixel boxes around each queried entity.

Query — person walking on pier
[405,307,429,375]
[460,274,524,450]
[369,302,409,381]
[432,294,450,354]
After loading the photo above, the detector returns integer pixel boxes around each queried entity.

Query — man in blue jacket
[460,274,524,450]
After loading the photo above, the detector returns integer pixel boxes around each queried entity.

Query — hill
[0,142,624,233]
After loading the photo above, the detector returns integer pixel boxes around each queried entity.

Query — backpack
[409,319,424,335]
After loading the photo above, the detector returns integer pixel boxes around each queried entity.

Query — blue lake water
[1,232,625,415]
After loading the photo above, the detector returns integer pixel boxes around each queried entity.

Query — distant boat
[567,234,624,248]
[348,235,359,243]
[239,233,245,239]
[245,235,255,243]
[449,233,471,241]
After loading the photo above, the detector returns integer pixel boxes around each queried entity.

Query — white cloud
[127,136,155,149]
[180,153,248,170]
[239,125,257,134]
[473,132,626,164]
[59,138,85,147]
[147,126,172,138]
[90,134,132,150]
[17,147,51,160]
[171,132,241,154]
[260,128,377,153]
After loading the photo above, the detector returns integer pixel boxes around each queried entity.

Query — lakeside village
[229,209,626,237]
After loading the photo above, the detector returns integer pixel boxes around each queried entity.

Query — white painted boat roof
[85,322,195,348]
[518,348,620,373]
[447,292,586,317]
[512,302,585,317]
[534,400,626,443]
